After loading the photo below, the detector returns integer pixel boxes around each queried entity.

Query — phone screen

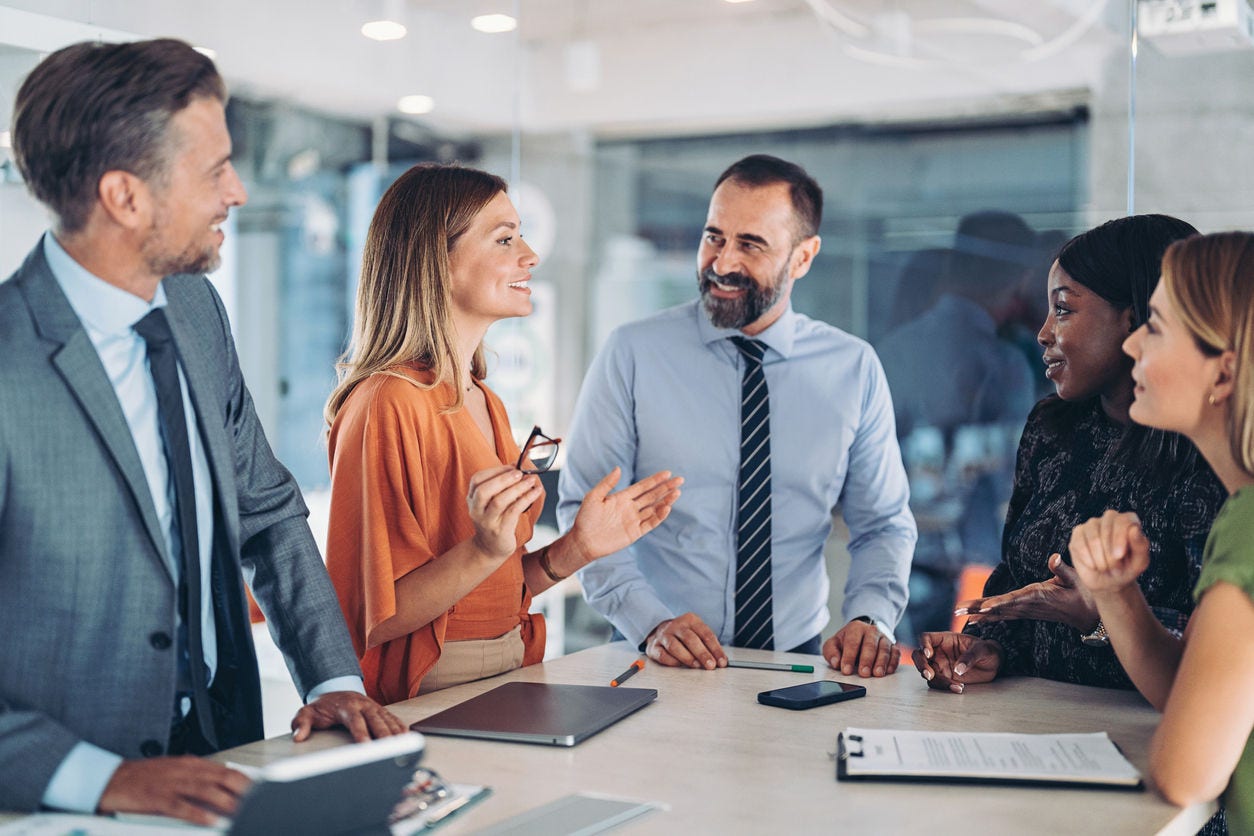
[773,681,862,700]
[758,680,866,709]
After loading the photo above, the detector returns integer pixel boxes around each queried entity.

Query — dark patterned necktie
[730,336,773,650]
[134,308,216,748]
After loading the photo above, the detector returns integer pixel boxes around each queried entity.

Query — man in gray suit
[0,39,404,822]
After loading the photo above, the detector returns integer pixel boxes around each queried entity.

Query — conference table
[219,642,1216,835]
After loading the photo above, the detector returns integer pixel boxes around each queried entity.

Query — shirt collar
[42,231,167,336]
[696,299,798,359]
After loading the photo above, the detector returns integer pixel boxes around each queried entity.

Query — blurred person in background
[878,210,1038,640]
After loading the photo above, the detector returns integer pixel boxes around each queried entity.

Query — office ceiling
[0,0,1123,136]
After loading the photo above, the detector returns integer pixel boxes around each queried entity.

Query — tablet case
[229,732,426,835]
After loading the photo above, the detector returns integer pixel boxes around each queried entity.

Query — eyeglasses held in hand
[390,767,449,823]
[516,425,561,474]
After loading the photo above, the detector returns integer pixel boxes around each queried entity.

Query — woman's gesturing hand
[569,467,683,563]
[1069,510,1151,596]
[956,553,1099,633]
[466,465,543,561]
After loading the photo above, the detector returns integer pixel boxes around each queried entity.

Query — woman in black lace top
[912,214,1226,692]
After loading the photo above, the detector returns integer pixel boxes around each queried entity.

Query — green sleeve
[1195,489,1254,602]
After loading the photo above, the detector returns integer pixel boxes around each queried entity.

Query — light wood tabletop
[216,641,1217,835]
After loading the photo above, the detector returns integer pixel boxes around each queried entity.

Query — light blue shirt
[558,300,916,651]
[39,233,362,813]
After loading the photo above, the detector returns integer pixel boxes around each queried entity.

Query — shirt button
[140,740,164,758]
[149,632,173,650]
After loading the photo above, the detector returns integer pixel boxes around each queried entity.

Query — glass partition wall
[3,0,1253,655]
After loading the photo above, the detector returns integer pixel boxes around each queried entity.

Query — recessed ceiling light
[397,95,435,115]
[194,46,217,60]
[471,14,517,33]
[287,148,321,180]
[361,20,408,41]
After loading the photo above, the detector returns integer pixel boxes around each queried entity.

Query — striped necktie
[730,336,773,650]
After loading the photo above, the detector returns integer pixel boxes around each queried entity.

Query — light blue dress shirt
[39,233,361,812]
[558,300,916,651]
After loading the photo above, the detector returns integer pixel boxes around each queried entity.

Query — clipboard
[392,783,493,833]
[836,728,1144,790]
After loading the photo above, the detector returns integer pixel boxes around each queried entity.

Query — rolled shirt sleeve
[837,350,915,631]
[559,330,677,647]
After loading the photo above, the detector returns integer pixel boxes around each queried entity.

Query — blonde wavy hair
[1160,231,1254,475]
[325,163,508,425]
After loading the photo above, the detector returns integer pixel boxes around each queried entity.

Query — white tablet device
[227,732,425,835]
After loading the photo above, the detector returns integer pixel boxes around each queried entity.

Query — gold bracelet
[537,545,565,583]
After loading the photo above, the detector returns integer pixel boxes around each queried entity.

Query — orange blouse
[325,366,545,704]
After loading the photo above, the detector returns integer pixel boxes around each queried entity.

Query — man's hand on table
[645,613,728,669]
[97,757,250,825]
[291,691,407,743]
[93,692,403,825]
[823,619,899,678]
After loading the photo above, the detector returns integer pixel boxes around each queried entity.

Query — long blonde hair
[1161,231,1254,475]
[325,163,508,425]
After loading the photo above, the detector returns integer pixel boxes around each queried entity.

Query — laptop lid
[410,682,657,747]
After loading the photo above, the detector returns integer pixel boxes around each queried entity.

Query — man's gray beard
[147,248,219,277]
[142,228,220,278]
[698,266,786,330]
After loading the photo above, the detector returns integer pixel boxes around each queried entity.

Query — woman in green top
[1070,231,1254,832]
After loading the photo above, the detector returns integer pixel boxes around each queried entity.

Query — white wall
[1089,39,1254,231]
[0,182,45,277]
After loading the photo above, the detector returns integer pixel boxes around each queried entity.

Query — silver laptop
[410,682,657,747]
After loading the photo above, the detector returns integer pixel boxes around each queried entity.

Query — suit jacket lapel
[15,245,174,581]
[162,289,241,562]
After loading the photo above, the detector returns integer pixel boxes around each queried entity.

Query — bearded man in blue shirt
[558,154,917,678]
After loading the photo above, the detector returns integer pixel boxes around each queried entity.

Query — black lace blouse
[964,396,1226,688]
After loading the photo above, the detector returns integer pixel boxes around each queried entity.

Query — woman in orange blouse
[324,163,682,704]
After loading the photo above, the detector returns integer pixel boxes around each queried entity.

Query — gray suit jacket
[0,242,362,810]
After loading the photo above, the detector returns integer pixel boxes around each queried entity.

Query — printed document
[838,727,1141,787]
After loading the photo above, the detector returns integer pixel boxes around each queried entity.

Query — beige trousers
[419,624,526,694]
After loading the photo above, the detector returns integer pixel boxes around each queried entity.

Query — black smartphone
[757,680,866,710]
